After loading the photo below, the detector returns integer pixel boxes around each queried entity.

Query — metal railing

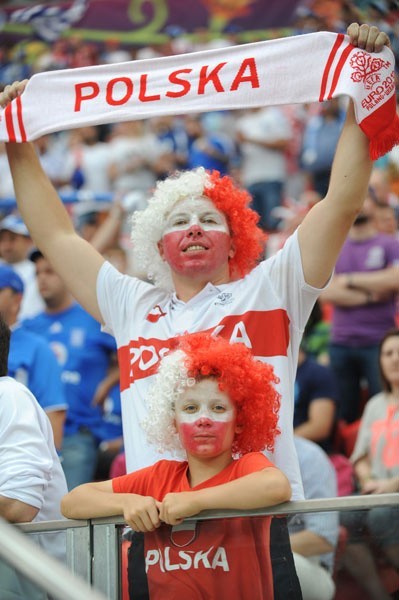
[9,494,399,599]
[0,516,106,600]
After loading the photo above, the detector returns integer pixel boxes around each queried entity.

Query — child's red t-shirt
[112,452,275,599]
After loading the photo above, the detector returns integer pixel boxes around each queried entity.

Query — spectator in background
[294,345,338,453]
[63,125,112,195]
[281,103,308,202]
[100,39,132,64]
[184,113,237,176]
[289,436,339,600]
[150,115,190,172]
[93,244,127,480]
[339,327,399,600]
[93,353,123,481]
[386,142,399,201]
[0,142,15,199]
[0,314,67,599]
[0,264,66,451]
[0,45,11,85]
[72,203,110,244]
[107,120,172,195]
[33,38,72,73]
[265,189,321,259]
[34,134,71,192]
[69,39,99,69]
[300,98,345,197]
[0,47,31,86]
[236,106,292,231]
[0,214,44,319]
[23,250,116,490]
[369,167,399,210]
[373,201,399,238]
[301,299,331,365]
[292,6,326,35]
[320,196,399,423]
[365,0,393,36]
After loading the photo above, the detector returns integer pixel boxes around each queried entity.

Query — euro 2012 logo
[350,51,391,90]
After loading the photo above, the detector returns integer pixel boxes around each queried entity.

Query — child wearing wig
[62,332,291,599]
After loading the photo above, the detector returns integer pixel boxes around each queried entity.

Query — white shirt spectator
[0,376,67,561]
[236,107,292,185]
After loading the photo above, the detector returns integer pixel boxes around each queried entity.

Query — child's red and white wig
[131,168,266,291]
[142,332,280,457]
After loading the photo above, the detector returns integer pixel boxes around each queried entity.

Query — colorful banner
[0,0,303,43]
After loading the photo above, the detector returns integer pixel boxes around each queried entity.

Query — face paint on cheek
[162,230,232,274]
[177,415,234,455]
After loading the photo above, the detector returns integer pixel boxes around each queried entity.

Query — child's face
[174,378,237,459]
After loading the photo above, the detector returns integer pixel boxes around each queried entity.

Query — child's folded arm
[159,467,291,526]
[61,480,161,532]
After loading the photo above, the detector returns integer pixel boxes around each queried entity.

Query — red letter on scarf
[139,74,161,102]
[74,82,100,111]
[106,78,133,106]
[166,69,192,98]
[198,63,226,95]
[230,58,259,91]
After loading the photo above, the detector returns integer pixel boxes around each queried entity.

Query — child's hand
[122,494,161,532]
[157,492,202,526]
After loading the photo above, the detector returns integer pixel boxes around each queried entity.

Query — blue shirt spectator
[24,303,115,438]
[0,264,66,450]
[23,250,116,490]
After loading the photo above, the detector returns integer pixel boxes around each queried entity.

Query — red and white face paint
[175,378,236,459]
[160,196,232,278]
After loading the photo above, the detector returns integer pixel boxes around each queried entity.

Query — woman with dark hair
[339,328,399,600]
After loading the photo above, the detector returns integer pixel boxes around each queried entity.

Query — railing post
[92,523,120,599]
[67,525,93,583]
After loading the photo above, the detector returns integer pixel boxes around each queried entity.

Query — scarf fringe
[369,115,399,161]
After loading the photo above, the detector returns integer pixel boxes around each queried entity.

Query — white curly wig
[141,348,195,456]
[130,167,213,292]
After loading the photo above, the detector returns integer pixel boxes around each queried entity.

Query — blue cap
[0,265,24,294]
[0,215,29,237]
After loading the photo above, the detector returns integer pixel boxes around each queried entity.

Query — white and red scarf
[1,31,398,159]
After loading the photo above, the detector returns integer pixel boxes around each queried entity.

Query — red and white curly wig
[141,332,280,457]
[131,168,266,291]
